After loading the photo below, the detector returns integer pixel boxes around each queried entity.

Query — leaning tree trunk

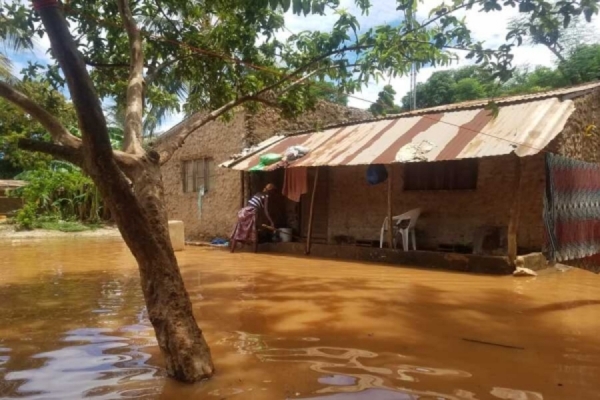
[107,158,215,381]
[30,0,215,382]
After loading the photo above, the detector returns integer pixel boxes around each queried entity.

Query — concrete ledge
[517,252,548,271]
[168,220,185,252]
[258,242,516,275]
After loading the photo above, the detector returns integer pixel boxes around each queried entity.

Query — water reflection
[221,331,537,400]
[5,327,160,400]
[0,237,599,399]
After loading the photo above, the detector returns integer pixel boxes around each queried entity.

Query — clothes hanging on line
[283,167,308,202]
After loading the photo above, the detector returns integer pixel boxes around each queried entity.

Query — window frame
[182,158,215,193]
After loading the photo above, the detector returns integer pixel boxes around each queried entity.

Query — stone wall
[159,102,372,240]
[324,154,546,252]
[551,89,600,162]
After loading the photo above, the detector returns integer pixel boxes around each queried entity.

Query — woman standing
[230,183,275,253]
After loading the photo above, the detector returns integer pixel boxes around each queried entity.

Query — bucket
[279,228,293,243]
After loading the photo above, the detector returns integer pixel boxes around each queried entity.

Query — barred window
[182,158,215,193]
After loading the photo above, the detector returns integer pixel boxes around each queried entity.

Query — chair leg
[411,229,417,251]
[380,225,385,248]
[400,229,408,251]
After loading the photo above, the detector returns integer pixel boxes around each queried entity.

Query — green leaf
[485,100,500,118]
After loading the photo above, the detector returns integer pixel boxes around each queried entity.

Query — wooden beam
[387,165,394,249]
[305,167,320,255]
[508,156,524,265]
[240,171,245,209]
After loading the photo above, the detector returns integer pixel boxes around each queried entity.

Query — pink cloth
[283,168,308,202]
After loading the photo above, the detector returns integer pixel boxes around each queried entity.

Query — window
[403,159,478,191]
[182,158,215,193]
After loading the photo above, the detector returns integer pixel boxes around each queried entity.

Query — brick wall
[325,154,545,252]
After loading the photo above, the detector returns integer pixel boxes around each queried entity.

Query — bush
[10,162,107,230]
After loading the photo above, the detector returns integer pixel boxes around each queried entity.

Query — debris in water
[462,338,524,350]
[513,267,537,277]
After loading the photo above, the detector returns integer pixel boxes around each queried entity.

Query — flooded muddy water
[1,237,600,399]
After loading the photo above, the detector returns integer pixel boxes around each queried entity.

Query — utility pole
[410,63,417,110]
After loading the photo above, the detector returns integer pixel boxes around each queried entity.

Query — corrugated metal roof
[223,96,576,170]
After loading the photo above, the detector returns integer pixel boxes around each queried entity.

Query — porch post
[508,156,524,265]
[306,167,320,255]
[387,164,394,249]
[240,171,245,209]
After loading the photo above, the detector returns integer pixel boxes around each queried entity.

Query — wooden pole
[305,167,320,255]
[508,156,524,266]
[387,165,394,249]
[240,171,245,209]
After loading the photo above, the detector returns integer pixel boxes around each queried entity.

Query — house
[221,81,600,274]
[156,102,373,240]
[0,180,25,216]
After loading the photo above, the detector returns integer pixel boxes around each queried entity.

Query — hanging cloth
[283,168,308,202]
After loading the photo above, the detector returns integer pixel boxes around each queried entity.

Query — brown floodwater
[1,238,600,400]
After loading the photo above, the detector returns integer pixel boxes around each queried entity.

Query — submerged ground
[0,236,599,399]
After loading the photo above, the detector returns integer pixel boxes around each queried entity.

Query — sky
[6,0,600,132]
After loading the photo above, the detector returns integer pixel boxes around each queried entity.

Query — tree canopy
[369,85,403,116]
[0,80,77,175]
[4,0,598,142]
[400,43,600,110]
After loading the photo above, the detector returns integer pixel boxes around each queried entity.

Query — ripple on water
[224,331,544,400]
[3,325,161,400]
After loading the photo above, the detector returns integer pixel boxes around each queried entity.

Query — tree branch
[84,59,130,68]
[0,81,81,149]
[18,138,83,166]
[117,0,145,155]
[145,56,188,86]
[155,0,181,37]
[275,63,363,97]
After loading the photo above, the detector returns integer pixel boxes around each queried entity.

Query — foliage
[38,219,101,232]
[2,0,596,127]
[369,84,402,116]
[401,43,600,110]
[559,43,600,83]
[10,162,105,230]
[0,80,77,174]
[509,14,600,61]
[310,81,349,106]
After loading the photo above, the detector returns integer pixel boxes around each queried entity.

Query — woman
[230,183,275,253]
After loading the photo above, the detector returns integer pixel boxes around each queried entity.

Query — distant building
[0,180,26,216]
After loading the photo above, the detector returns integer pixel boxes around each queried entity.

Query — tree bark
[30,0,214,382]
[117,0,145,155]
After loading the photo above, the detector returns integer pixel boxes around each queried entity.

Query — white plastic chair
[379,208,421,251]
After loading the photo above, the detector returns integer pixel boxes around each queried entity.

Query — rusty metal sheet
[222,97,576,171]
